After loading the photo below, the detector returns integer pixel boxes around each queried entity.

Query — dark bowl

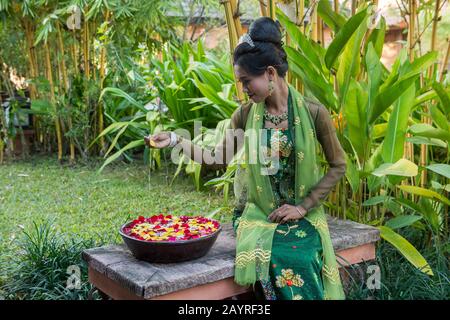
[119,220,222,263]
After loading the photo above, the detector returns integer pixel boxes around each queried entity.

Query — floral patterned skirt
[233,211,325,300]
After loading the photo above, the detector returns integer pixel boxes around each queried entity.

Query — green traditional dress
[231,84,345,300]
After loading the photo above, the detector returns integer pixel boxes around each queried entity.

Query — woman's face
[234,64,271,103]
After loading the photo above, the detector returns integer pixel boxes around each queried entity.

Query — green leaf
[432,82,450,115]
[409,123,450,144]
[343,79,368,161]
[430,104,449,131]
[418,198,441,233]
[370,73,418,123]
[406,136,448,148]
[426,164,450,179]
[365,16,386,58]
[385,215,422,229]
[325,7,368,70]
[372,158,418,177]
[286,48,338,110]
[317,0,346,32]
[431,181,450,192]
[30,99,54,116]
[370,51,438,123]
[365,43,383,119]
[363,195,393,206]
[344,153,359,194]
[98,140,145,173]
[100,87,147,112]
[397,185,450,206]
[382,84,415,163]
[337,14,368,104]
[378,226,434,276]
[277,8,323,69]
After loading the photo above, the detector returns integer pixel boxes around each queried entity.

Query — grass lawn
[0,156,231,247]
[0,156,233,298]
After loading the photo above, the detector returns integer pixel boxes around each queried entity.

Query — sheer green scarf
[234,83,346,300]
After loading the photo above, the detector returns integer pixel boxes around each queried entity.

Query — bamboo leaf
[100,87,146,112]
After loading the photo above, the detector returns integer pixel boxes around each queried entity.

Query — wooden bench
[82,215,380,300]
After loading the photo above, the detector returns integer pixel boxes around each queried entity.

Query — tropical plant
[276,2,448,276]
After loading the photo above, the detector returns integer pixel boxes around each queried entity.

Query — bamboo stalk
[98,10,111,155]
[268,0,277,20]
[0,91,6,163]
[83,15,90,80]
[44,41,63,161]
[310,2,318,42]
[23,21,37,100]
[220,0,245,103]
[91,20,97,82]
[259,0,268,16]
[295,0,305,93]
[230,0,243,38]
[351,0,357,15]
[83,8,91,156]
[408,0,417,61]
[23,20,42,148]
[57,22,76,163]
[298,0,304,33]
[286,32,293,84]
[402,0,417,196]
[439,38,450,82]
[71,30,79,75]
[317,15,323,46]
[420,0,441,187]
[334,0,339,12]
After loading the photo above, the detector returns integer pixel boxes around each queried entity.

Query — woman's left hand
[268,204,307,224]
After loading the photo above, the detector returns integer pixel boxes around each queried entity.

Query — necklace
[263,107,288,125]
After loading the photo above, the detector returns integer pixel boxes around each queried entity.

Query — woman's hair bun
[233,17,288,78]
[249,17,284,48]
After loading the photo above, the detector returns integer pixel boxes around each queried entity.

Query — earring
[268,80,274,96]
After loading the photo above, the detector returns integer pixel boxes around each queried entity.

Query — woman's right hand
[144,132,171,149]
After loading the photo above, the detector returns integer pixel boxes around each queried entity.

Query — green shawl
[234,83,346,300]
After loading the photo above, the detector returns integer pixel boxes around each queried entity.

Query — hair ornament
[238,33,255,47]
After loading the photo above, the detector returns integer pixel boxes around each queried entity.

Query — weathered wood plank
[82,216,380,299]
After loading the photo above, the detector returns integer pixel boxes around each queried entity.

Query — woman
[145,17,347,300]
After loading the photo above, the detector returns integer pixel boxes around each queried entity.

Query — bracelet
[168,132,178,147]
[294,206,306,219]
